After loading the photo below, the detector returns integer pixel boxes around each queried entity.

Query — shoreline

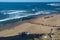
[0,14,56,31]
[0,14,60,37]
[0,14,51,30]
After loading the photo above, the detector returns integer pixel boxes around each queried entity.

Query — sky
[0,0,60,2]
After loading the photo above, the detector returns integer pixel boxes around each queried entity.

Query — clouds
[0,0,60,2]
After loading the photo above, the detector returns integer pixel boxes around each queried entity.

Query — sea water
[0,2,60,26]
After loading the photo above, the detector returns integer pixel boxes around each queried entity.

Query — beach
[0,14,60,37]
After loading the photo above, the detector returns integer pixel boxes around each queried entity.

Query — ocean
[0,2,60,26]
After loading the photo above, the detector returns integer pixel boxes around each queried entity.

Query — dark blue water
[0,2,60,26]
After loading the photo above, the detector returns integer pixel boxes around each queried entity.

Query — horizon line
[0,1,59,2]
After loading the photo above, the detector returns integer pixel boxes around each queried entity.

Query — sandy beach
[0,14,60,37]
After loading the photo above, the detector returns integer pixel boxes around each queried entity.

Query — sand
[0,14,60,37]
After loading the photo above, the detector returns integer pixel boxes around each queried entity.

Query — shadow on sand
[0,33,44,40]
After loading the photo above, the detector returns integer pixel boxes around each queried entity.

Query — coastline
[0,14,60,37]
[0,14,51,31]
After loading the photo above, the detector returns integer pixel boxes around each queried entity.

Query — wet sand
[0,14,60,37]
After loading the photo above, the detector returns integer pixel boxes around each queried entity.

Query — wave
[47,3,60,6]
[0,13,39,22]
[0,11,50,22]
[7,10,27,14]
[0,10,27,15]
[0,10,57,22]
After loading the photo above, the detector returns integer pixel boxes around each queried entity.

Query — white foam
[0,11,51,22]
[47,3,60,6]
[32,9,36,11]
[0,10,27,15]
[0,16,23,22]
[0,14,34,22]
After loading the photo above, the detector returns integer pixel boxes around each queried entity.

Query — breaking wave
[0,10,57,22]
[0,10,27,15]
[47,3,60,6]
